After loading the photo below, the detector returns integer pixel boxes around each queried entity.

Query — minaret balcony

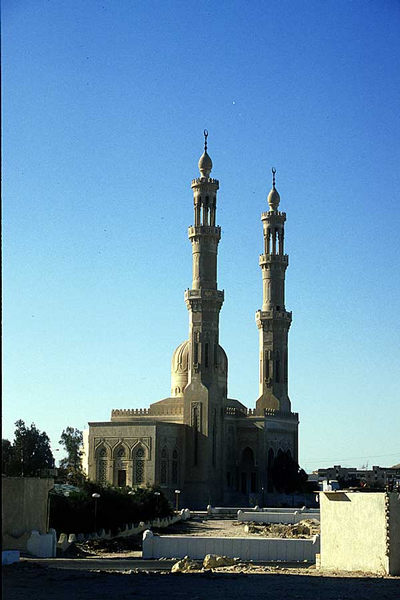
[259,254,288,266]
[188,225,221,240]
[261,211,286,222]
[191,177,219,188]
[185,289,224,302]
[255,308,292,323]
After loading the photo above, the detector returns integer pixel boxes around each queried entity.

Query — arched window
[172,449,179,484]
[160,448,168,485]
[134,446,145,485]
[117,447,125,458]
[240,447,256,495]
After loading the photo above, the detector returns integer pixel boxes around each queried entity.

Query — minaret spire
[185,133,224,389]
[255,169,292,414]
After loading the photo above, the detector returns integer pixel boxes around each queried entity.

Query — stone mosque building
[84,133,299,508]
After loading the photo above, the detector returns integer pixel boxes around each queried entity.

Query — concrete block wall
[142,530,320,562]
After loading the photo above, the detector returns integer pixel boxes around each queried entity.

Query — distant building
[316,465,400,488]
[84,134,299,508]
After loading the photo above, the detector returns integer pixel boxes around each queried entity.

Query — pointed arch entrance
[240,447,257,496]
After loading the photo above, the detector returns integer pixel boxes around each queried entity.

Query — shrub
[49,483,172,535]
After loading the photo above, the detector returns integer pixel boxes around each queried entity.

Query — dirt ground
[3,561,400,600]
[3,519,400,599]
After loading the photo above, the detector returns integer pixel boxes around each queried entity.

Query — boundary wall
[142,530,320,562]
[237,509,320,524]
[320,491,400,576]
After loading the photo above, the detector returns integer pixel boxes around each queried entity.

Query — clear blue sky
[3,0,400,472]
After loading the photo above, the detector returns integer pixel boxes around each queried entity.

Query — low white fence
[237,509,320,524]
[260,507,319,514]
[142,530,320,562]
[57,509,191,552]
[207,505,259,516]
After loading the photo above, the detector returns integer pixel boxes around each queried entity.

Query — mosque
[83,133,299,508]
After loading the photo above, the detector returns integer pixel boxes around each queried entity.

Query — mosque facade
[84,134,299,508]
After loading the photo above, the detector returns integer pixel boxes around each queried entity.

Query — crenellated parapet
[111,404,184,421]
[111,408,150,419]
[191,177,219,187]
[247,407,298,420]
[263,408,298,420]
[224,406,247,417]
[261,210,286,220]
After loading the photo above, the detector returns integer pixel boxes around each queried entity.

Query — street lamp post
[174,489,181,512]
[92,493,100,533]
[154,491,160,515]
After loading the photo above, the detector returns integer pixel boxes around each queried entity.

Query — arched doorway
[267,448,275,492]
[240,447,257,496]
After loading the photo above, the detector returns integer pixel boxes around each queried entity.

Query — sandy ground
[3,519,400,599]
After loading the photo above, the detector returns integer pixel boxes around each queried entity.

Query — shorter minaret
[255,169,292,414]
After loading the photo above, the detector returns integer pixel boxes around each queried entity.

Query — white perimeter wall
[142,531,320,562]
[238,510,319,524]
[320,491,400,575]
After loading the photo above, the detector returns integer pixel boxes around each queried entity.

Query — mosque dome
[198,151,212,178]
[170,340,227,396]
[171,340,189,397]
[216,344,228,376]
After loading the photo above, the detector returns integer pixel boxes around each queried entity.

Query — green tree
[270,451,308,494]
[4,420,54,476]
[58,427,85,485]
[2,439,14,474]
[59,427,83,469]
[49,484,172,534]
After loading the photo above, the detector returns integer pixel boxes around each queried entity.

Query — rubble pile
[243,519,320,539]
[70,536,142,556]
[171,554,240,573]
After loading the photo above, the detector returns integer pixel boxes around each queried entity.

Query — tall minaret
[255,169,292,414]
[184,130,225,391]
[181,132,227,506]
